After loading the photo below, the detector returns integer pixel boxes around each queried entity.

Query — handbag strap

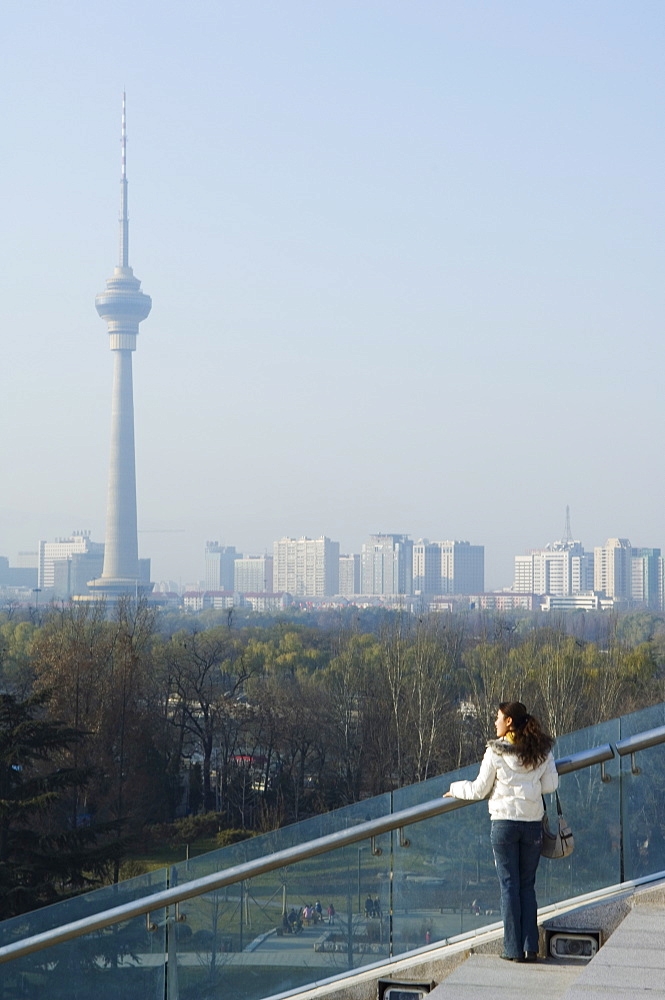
[543,791,564,816]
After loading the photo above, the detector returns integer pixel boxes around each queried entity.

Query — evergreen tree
[0,691,123,918]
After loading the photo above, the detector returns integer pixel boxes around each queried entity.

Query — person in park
[444,701,558,963]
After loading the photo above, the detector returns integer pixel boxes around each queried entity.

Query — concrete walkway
[430,899,665,999]
[559,905,665,999]
[429,954,580,999]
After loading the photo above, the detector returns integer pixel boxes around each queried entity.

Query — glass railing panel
[619,701,665,739]
[621,740,665,881]
[389,717,623,958]
[391,761,496,955]
[171,791,393,883]
[5,702,665,1000]
[537,717,620,908]
[170,797,392,1000]
[619,703,665,882]
[0,870,168,1000]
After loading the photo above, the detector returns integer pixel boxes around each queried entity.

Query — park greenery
[1,597,665,918]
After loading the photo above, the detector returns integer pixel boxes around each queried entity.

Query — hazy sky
[2,1,665,589]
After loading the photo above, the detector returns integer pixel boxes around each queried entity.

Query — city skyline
[16,521,665,603]
[3,3,665,591]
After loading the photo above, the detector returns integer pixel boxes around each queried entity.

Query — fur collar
[487,737,522,756]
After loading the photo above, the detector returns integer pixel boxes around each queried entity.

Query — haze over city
[3,1,665,590]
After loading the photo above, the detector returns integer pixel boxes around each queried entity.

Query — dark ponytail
[499,701,554,768]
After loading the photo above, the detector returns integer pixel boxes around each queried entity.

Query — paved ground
[560,905,665,999]
[124,919,385,970]
[428,955,580,999]
[429,903,665,999]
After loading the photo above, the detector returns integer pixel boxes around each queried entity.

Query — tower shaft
[89,95,152,597]
[102,349,138,580]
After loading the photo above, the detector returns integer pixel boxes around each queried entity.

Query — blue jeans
[490,820,542,958]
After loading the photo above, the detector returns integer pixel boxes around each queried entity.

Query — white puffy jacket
[448,738,559,822]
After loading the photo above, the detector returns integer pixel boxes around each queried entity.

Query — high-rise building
[234,555,273,594]
[205,543,240,591]
[571,548,595,594]
[361,534,413,596]
[514,541,593,597]
[413,539,484,595]
[39,532,104,590]
[413,541,441,595]
[273,537,340,597]
[54,553,104,599]
[339,554,361,596]
[631,548,664,610]
[88,95,152,599]
[594,538,633,601]
[438,541,484,594]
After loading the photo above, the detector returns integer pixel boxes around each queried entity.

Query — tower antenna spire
[119,91,129,268]
[563,505,574,546]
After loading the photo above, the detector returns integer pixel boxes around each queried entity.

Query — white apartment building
[272,537,340,597]
[594,538,633,601]
[514,541,593,597]
[339,554,360,596]
[361,534,413,596]
[243,593,291,612]
[234,556,273,594]
[205,543,240,592]
[38,531,103,590]
[413,541,441,594]
[414,540,484,595]
[469,592,538,611]
[183,591,237,611]
[540,593,616,612]
[439,540,484,594]
[517,537,663,610]
[631,548,663,610]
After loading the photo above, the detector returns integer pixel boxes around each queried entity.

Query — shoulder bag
[541,791,574,859]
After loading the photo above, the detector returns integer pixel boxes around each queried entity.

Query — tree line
[0,598,664,916]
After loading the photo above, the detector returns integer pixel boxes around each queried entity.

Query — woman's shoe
[500,954,524,962]
[523,952,538,962]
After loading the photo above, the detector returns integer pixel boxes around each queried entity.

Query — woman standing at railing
[444,701,558,963]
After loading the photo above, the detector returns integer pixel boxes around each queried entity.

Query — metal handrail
[615,724,665,756]
[615,724,665,776]
[550,743,614,774]
[0,739,622,965]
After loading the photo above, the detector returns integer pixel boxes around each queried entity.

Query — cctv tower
[89,95,152,597]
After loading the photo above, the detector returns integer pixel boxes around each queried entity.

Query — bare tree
[160,627,251,812]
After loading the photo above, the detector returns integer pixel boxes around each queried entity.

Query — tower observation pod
[88,94,152,597]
